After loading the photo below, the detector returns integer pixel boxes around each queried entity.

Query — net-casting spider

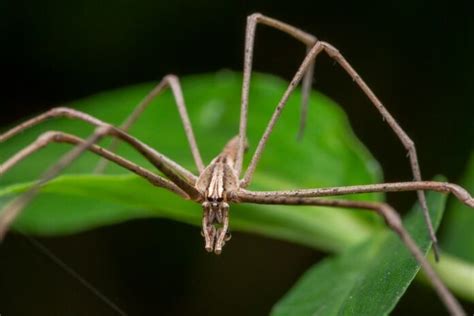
[0,13,472,316]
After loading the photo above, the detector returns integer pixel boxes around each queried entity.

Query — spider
[0,13,473,315]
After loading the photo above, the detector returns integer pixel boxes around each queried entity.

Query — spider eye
[216,197,223,202]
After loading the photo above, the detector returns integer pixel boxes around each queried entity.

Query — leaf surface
[272,190,446,316]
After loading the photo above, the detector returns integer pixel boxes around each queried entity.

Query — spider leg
[236,193,466,316]
[239,28,440,259]
[0,107,200,199]
[238,181,474,208]
[237,13,317,176]
[1,130,188,198]
[0,126,108,240]
[95,74,204,173]
[316,42,439,260]
[0,128,190,239]
[241,41,324,187]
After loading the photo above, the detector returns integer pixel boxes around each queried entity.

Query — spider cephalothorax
[196,136,240,254]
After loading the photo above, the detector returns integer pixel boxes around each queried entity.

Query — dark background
[1,1,473,315]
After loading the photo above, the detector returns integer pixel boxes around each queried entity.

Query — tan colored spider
[0,13,472,315]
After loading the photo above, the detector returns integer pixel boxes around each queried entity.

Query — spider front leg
[0,126,110,239]
[95,74,204,173]
[0,123,206,239]
[0,105,207,238]
[0,107,199,198]
[1,130,187,197]
[0,128,191,238]
[236,191,469,316]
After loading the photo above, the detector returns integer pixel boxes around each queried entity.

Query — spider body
[196,136,241,253]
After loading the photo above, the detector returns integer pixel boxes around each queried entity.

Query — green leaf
[271,190,446,316]
[0,71,382,252]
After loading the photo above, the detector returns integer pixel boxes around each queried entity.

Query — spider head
[201,197,232,255]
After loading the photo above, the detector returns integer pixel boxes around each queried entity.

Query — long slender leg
[94,74,204,173]
[241,41,324,187]
[237,194,466,316]
[239,34,440,259]
[237,181,474,208]
[237,13,317,176]
[0,107,200,199]
[1,131,188,198]
[0,126,109,240]
[317,42,439,259]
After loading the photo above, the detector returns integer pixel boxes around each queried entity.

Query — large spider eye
[216,197,223,202]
